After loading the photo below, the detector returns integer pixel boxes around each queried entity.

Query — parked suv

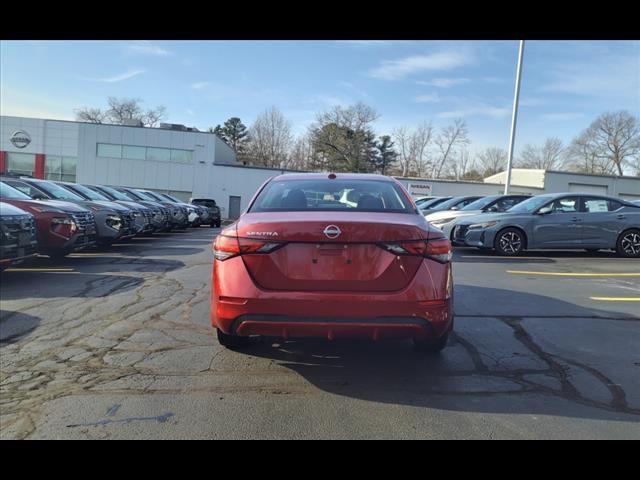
[2,177,128,246]
[120,188,189,229]
[82,184,157,234]
[52,181,139,239]
[139,190,202,227]
[191,198,221,227]
[1,181,96,258]
[1,202,38,270]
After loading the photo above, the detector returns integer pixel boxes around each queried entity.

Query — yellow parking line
[507,270,640,277]
[4,268,75,272]
[590,297,640,302]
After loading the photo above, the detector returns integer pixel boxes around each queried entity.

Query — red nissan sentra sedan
[212,173,453,353]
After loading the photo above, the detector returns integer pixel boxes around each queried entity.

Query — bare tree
[433,119,470,178]
[392,122,433,177]
[74,107,107,124]
[570,111,640,176]
[289,134,315,171]
[450,148,473,180]
[566,131,617,175]
[75,97,167,127]
[475,147,507,177]
[517,137,566,170]
[247,107,294,168]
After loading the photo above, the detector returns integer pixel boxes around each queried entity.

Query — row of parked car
[415,193,640,258]
[0,174,222,270]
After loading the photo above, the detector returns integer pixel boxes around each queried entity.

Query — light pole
[504,40,525,194]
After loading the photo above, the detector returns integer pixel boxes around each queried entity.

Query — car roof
[270,173,394,182]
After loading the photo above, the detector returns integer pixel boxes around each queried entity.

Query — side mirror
[451,206,459,211]
[31,193,47,200]
[537,206,553,215]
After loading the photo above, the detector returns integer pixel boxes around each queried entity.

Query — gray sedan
[452,193,640,257]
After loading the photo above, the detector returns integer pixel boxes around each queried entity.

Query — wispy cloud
[416,78,470,88]
[126,41,171,56]
[83,69,145,82]
[369,52,471,80]
[414,93,441,103]
[191,81,212,90]
[540,50,639,100]
[437,102,511,119]
[186,109,195,116]
[539,112,585,121]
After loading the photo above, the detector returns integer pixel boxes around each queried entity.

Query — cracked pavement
[1,230,639,439]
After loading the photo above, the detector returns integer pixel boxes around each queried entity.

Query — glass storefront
[45,156,77,182]
[6,152,36,176]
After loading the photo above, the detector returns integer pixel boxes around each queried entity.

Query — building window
[6,152,35,176]
[96,143,193,164]
[146,147,171,162]
[122,145,146,160]
[97,143,123,158]
[45,156,77,182]
[170,149,193,164]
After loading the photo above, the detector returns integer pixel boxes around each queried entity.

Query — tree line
[75,98,640,177]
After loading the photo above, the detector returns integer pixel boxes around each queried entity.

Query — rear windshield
[250,179,414,213]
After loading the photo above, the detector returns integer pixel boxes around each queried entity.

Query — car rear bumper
[212,257,453,340]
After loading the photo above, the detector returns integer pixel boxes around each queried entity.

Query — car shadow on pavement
[0,271,145,299]
[454,247,627,262]
[0,310,42,345]
[236,286,640,422]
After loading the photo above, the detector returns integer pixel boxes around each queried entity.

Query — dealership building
[1,115,639,219]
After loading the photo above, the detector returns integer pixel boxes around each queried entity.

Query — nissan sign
[10,130,31,149]
[407,182,432,197]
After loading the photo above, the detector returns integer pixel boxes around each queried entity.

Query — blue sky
[1,40,638,154]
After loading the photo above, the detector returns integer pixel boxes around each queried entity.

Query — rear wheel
[413,332,449,353]
[216,329,251,349]
[494,228,525,256]
[617,229,640,258]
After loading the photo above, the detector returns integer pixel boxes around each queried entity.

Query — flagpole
[504,40,525,194]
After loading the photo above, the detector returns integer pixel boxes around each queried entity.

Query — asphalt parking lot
[1,228,639,439]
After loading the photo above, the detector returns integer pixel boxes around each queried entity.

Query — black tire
[216,329,251,349]
[215,221,221,228]
[616,229,640,258]
[210,223,216,228]
[413,332,449,353]
[494,228,526,256]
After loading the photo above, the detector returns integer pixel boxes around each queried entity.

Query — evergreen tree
[373,135,398,174]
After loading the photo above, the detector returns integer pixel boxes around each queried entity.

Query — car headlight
[51,217,77,234]
[468,221,500,230]
[106,214,122,230]
[431,217,456,226]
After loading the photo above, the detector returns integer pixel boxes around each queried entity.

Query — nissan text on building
[2,116,639,218]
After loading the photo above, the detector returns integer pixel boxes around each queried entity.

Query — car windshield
[250,179,413,213]
[0,182,32,200]
[507,194,556,213]
[136,190,164,202]
[162,193,182,203]
[93,185,131,201]
[419,197,451,209]
[67,183,110,201]
[34,181,85,201]
[432,196,472,211]
[461,195,502,211]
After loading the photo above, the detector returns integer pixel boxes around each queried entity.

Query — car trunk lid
[235,211,433,292]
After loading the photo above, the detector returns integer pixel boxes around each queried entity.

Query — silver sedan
[453,193,640,257]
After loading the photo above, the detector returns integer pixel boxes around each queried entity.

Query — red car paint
[211,173,453,343]
[1,183,96,256]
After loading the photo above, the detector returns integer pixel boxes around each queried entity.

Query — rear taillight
[213,235,285,261]
[378,237,452,263]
